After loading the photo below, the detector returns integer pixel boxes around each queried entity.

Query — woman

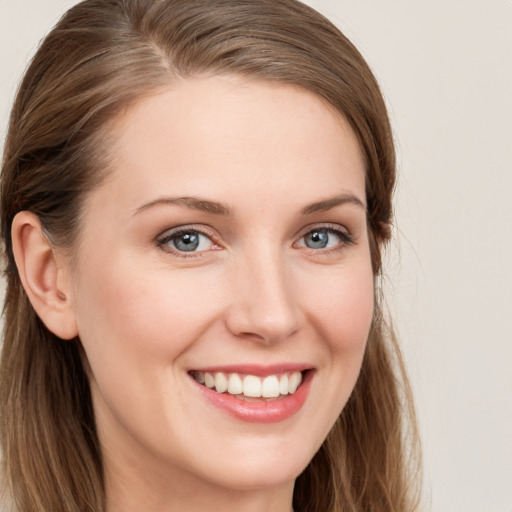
[0,1,421,511]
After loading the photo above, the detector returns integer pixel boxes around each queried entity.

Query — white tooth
[214,372,228,393]
[288,371,302,394]
[204,372,215,389]
[196,371,205,384]
[279,374,289,395]
[261,375,280,398]
[228,373,243,395]
[243,375,262,398]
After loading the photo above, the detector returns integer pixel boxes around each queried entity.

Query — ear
[11,211,78,340]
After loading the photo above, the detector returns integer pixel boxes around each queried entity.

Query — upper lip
[189,363,313,377]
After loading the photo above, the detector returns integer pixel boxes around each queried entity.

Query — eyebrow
[134,196,232,216]
[301,193,366,215]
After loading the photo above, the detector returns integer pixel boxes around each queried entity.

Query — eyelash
[294,224,354,256]
[156,226,219,259]
[156,224,354,259]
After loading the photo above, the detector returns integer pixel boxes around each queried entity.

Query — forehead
[92,76,366,216]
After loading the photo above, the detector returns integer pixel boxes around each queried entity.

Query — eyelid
[293,223,354,251]
[156,224,222,257]
[154,222,354,259]
[295,222,352,241]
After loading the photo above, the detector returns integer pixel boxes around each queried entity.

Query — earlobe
[11,211,78,340]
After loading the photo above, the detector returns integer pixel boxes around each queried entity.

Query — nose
[224,248,301,345]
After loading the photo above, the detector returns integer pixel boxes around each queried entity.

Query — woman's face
[68,76,374,497]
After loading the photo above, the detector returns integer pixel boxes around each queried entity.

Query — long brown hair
[0,1,421,510]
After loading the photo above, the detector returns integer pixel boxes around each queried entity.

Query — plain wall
[1,1,511,511]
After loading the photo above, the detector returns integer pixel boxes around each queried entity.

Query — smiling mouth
[190,370,306,402]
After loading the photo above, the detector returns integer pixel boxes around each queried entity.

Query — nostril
[225,307,299,344]
[224,261,301,343]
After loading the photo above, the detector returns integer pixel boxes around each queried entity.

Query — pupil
[306,230,328,249]
[174,232,199,251]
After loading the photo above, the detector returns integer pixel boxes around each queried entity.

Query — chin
[188,437,316,492]
[210,461,305,492]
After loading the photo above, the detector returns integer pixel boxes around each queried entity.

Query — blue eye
[299,227,351,250]
[304,229,331,249]
[159,229,214,253]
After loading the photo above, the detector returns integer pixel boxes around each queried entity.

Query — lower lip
[193,372,313,423]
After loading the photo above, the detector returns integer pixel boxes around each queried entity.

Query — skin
[14,76,375,512]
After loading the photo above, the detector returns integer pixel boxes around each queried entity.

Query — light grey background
[1,1,511,511]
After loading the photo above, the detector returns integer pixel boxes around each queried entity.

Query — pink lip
[191,369,314,424]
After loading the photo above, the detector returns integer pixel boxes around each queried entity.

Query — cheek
[74,265,207,357]
[293,258,374,449]
[305,262,375,357]
[71,258,217,432]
